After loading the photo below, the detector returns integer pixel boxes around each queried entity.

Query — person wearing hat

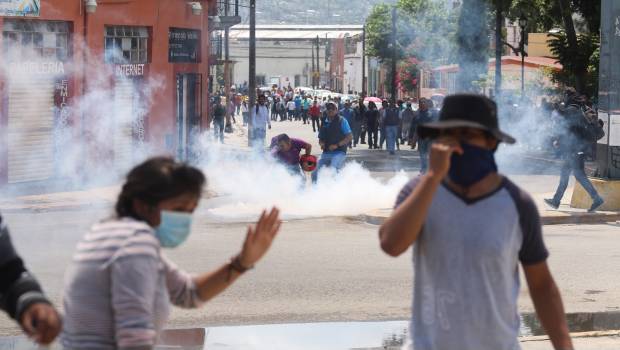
[379,94,573,350]
[312,101,353,183]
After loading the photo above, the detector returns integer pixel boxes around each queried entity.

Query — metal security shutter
[7,77,55,183]
[113,78,135,173]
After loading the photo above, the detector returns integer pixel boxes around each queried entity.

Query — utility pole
[316,35,320,88]
[311,43,316,89]
[494,0,502,101]
[325,33,329,89]
[362,23,366,97]
[248,0,256,145]
[224,26,231,132]
[391,6,397,105]
[224,0,232,132]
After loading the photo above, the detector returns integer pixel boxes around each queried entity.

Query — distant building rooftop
[229,24,364,40]
[434,56,562,72]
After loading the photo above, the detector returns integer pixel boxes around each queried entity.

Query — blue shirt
[318,116,352,154]
[294,98,302,109]
[340,108,355,124]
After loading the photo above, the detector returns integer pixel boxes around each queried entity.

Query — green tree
[398,0,460,67]
[456,0,490,92]
[365,4,412,62]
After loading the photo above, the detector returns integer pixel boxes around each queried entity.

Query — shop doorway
[176,73,202,161]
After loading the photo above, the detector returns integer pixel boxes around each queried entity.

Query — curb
[353,211,620,226]
[520,330,620,343]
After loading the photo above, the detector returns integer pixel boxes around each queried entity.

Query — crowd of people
[1,92,584,350]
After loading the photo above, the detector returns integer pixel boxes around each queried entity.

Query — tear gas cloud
[198,140,409,220]
[1,30,409,219]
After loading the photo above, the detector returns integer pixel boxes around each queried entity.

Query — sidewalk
[355,187,620,226]
[521,331,620,349]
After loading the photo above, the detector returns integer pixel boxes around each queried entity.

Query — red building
[0,0,211,185]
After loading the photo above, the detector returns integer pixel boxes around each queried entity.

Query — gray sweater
[61,218,203,350]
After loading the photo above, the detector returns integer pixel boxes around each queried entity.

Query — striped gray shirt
[61,218,203,350]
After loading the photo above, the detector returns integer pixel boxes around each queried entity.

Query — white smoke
[197,139,409,220]
[0,26,164,193]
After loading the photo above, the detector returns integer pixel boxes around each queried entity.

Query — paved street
[1,122,619,349]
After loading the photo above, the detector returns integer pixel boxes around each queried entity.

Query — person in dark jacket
[365,102,380,149]
[384,101,401,155]
[545,90,604,212]
[410,98,438,173]
[356,98,367,145]
[312,102,353,183]
[0,214,61,345]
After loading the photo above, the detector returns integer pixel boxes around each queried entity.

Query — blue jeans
[312,152,347,182]
[552,153,600,203]
[385,125,399,152]
[213,120,224,143]
[419,140,431,173]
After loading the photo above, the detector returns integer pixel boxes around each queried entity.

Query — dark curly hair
[115,157,206,220]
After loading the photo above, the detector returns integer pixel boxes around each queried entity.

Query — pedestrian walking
[312,101,353,183]
[61,157,282,349]
[0,214,61,346]
[302,96,311,124]
[401,101,415,144]
[251,94,272,149]
[271,96,278,121]
[212,97,226,143]
[545,89,605,212]
[379,93,573,350]
[294,95,302,121]
[241,100,249,126]
[287,99,296,121]
[378,100,389,149]
[340,101,356,148]
[355,98,367,145]
[384,101,401,155]
[309,100,321,132]
[410,98,437,173]
[365,101,380,149]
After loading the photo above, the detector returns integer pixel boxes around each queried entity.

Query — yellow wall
[528,33,554,58]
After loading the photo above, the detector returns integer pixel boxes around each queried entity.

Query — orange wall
[0,0,211,183]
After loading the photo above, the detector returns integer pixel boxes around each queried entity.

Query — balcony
[209,0,241,31]
[209,32,223,65]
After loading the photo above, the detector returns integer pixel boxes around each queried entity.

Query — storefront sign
[0,0,40,17]
[8,61,65,76]
[115,64,146,77]
[169,28,201,63]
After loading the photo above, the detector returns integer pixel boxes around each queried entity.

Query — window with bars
[2,19,70,62]
[104,26,149,64]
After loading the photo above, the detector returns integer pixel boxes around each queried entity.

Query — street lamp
[84,0,97,13]
[518,16,528,97]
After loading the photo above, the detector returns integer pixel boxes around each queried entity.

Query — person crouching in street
[62,157,282,350]
[251,94,272,149]
[312,101,353,183]
[0,214,62,346]
[379,94,573,350]
[270,133,312,177]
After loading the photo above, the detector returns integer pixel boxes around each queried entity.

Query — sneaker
[588,196,604,212]
[389,151,396,155]
[544,198,560,210]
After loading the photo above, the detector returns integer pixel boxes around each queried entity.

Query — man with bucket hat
[379,94,573,350]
